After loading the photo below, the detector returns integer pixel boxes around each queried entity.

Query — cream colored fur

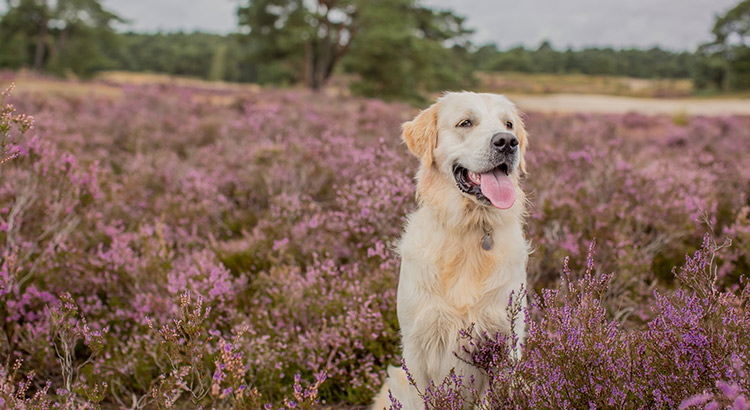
[371,92,530,410]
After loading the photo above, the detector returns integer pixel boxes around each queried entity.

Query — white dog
[371,92,530,410]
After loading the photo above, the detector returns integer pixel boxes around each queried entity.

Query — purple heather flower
[680,393,714,409]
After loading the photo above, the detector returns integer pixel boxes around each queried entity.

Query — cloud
[94,0,737,50]
[424,0,738,50]
[102,0,237,33]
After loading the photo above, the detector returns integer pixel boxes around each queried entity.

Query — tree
[485,47,533,72]
[695,0,750,90]
[342,0,474,101]
[712,0,750,46]
[236,0,475,97]
[237,0,358,90]
[532,40,565,74]
[472,43,695,80]
[103,32,256,83]
[0,0,122,76]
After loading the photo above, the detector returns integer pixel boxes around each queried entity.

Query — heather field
[1,75,750,410]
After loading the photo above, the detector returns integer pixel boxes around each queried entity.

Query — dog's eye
[506,121,513,130]
[457,119,473,128]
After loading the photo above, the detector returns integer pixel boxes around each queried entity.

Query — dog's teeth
[468,172,481,184]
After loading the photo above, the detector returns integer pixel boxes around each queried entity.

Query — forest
[0,0,747,100]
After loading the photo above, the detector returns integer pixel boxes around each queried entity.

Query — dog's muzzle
[452,132,519,209]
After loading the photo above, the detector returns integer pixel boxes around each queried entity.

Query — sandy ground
[509,93,750,116]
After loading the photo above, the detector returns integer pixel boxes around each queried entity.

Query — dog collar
[481,222,494,251]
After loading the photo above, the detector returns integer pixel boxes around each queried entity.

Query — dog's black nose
[491,132,518,151]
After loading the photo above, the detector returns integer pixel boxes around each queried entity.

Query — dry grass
[9,71,123,98]
[7,70,750,116]
[10,70,260,96]
[478,71,694,98]
[97,70,262,92]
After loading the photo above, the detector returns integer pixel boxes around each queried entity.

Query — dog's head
[403,92,527,211]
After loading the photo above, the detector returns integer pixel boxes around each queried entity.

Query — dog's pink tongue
[480,169,516,209]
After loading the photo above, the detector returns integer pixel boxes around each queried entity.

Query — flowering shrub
[680,356,750,410]
[406,237,749,409]
[0,83,33,165]
[0,75,749,408]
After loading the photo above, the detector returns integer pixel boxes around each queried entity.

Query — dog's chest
[399,208,527,332]
[436,242,496,309]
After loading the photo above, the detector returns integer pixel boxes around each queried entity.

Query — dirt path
[509,93,750,116]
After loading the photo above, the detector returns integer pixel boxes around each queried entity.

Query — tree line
[474,42,695,79]
[1,0,748,100]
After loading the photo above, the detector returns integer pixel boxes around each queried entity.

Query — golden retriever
[371,92,530,410]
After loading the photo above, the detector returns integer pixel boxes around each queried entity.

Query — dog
[371,92,530,410]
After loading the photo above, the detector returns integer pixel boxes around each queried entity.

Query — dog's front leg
[395,258,456,409]
[398,302,467,407]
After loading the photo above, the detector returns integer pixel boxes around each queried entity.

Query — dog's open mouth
[453,163,516,209]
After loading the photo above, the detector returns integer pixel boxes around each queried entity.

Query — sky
[93,0,738,51]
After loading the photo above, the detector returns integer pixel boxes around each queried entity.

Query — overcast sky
[96,0,738,51]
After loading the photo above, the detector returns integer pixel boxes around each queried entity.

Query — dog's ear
[402,103,438,166]
[513,108,528,174]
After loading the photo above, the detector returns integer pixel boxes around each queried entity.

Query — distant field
[8,70,750,116]
[478,71,694,98]
[1,70,697,99]
[6,70,261,99]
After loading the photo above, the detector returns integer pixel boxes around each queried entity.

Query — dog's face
[402,92,527,210]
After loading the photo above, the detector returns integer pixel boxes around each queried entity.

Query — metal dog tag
[481,233,494,251]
